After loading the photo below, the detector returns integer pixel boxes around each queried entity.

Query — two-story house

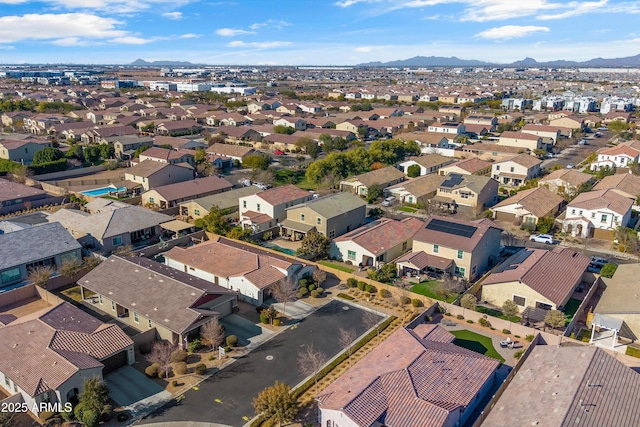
[339,166,406,197]
[491,187,564,226]
[141,175,233,209]
[179,186,260,221]
[427,122,465,134]
[238,184,312,233]
[521,124,562,144]
[123,160,194,191]
[538,169,594,198]
[280,192,367,240]
[397,154,455,177]
[438,158,492,176]
[464,115,497,131]
[109,135,153,160]
[491,154,542,187]
[590,141,640,171]
[431,173,498,212]
[138,147,196,166]
[273,117,306,131]
[397,216,502,281]
[560,189,633,239]
[497,131,543,151]
[0,138,52,164]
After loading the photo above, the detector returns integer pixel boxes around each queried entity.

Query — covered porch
[160,219,197,239]
[280,219,316,242]
[395,250,454,279]
[430,195,458,213]
[589,313,634,352]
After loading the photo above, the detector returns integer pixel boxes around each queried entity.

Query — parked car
[579,139,588,145]
[382,196,396,206]
[273,150,284,155]
[595,132,602,138]
[566,163,574,169]
[545,153,555,158]
[530,234,555,244]
[590,256,608,268]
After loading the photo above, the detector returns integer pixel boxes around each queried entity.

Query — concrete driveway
[220,313,273,348]
[269,299,315,319]
[105,365,171,416]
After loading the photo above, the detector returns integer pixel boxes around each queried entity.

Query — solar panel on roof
[440,173,464,188]
[426,218,477,238]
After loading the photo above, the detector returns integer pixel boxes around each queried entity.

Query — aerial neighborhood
[2,63,640,427]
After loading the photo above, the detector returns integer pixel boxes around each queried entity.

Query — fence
[0,195,65,216]
[564,275,601,337]
[0,284,37,308]
[132,328,158,353]
[134,230,207,258]
[27,164,109,182]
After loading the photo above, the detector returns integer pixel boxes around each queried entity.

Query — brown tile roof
[501,153,543,168]
[443,157,492,174]
[256,184,310,205]
[539,169,593,187]
[164,237,301,290]
[483,247,590,306]
[413,216,502,253]
[408,154,454,169]
[206,142,255,158]
[333,217,423,254]
[387,174,444,198]
[500,131,541,141]
[568,189,633,215]
[594,173,640,199]
[492,187,564,218]
[140,146,195,161]
[0,178,46,202]
[481,346,640,427]
[396,132,449,144]
[145,175,232,202]
[0,302,132,396]
[125,159,192,178]
[354,166,405,188]
[318,327,499,427]
[599,144,640,157]
[152,135,191,149]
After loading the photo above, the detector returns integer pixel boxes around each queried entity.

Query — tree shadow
[453,338,489,356]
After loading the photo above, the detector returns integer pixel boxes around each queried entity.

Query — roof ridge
[115,255,209,295]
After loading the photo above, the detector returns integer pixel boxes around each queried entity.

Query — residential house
[156,120,202,136]
[428,122,465,134]
[481,247,590,311]
[340,166,406,197]
[397,132,452,151]
[239,184,312,233]
[438,158,492,176]
[559,189,633,239]
[480,346,640,426]
[593,173,640,204]
[1,111,32,129]
[385,174,444,205]
[432,173,498,212]
[164,236,316,305]
[521,124,562,144]
[317,325,499,427]
[0,178,50,214]
[139,146,196,166]
[538,169,594,198]
[153,135,207,151]
[336,120,369,135]
[464,115,497,131]
[604,111,632,123]
[589,141,640,171]
[261,133,304,152]
[397,155,455,176]
[459,143,531,163]
[273,117,306,131]
[124,160,194,191]
[0,302,134,416]
[304,127,356,141]
[0,222,82,290]
[330,217,423,268]
[213,126,261,143]
[592,263,640,345]
[491,187,564,226]
[206,142,256,162]
[109,135,153,160]
[79,255,237,345]
[497,131,543,151]
[179,186,261,220]
[47,204,173,252]
[491,154,542,187]
[405,216,502,280]
[0,138,52,163]
[141,175,233,209]
[280,192,367,241]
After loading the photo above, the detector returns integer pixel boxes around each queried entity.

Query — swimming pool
[261,242,296,256]
[81,185,127,197]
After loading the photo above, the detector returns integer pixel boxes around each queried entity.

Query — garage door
[102,351,127,375]
[494,211,516,222]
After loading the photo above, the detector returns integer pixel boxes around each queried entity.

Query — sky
[0,0,640,65]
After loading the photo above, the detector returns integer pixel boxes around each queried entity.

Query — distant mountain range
[130,58,200,67]
[358,53,640,68]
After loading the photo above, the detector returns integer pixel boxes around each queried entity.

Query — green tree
[84,145,101,165]
[460,294,477,311]
[99,144,115,160]
[502,299,520,331]
[74,378,110,427]
[536,215,555,234]
[600,263,618,278]
[66,145,85,162]
[407,164,421,178]
[366,184,383,203]
[295,137,320,159]
[226,226,252,241]
[194,147,208,164]
[133,145,151,158]
[141,122,155,133]
[366,263,397,282]
[252,381,298,427]
[194,206,231,235]
[296,229,330,259]
[243,154,271,170]
[544,309,566,330]
[33,147,64,165]
[607,121,630,133]
[279,89,298,100]
[274,125,296,135]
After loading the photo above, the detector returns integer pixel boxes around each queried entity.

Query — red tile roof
[256,184,310,205]
[333,217,423,255]
[413,216,502,253]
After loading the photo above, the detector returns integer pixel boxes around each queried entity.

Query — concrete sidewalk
[559,240,639,261]
[270,299,315,319]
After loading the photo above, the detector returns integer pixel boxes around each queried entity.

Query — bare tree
[147,341,174,379]
[298,344,328,396]
[201,317,225,351]
[112,244,135,257]
[338,327,357,367]
[362,309,382,343]
[59,257,83,280]
[312,269,327,287]
[271,277,297,317]
[28,265,53,288]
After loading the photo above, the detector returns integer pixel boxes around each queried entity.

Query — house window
[527,217,535,224]
[601,214,607,223]
[461,192,469,199]
[149,197,154,204]
[402,241,408,250]
[329,230,335,238]
[457,250,463,260]
[513,295,526,306]
[347,250,357,261]
[317,217,322,225]
[4,375,9,387]
[133,312,139,323]
[510,167,515,172]
[579,210,583,215]
[148,319,152,328]
[111,301,116,311]
[571,209,575,215]
[496,165,500,170]
[614,216,619,223]
[1,267,21,284]
[112,236,122,246]
[433,244,439,254]
[194,209,200,216]
[257,203,261,212]
[472,265,477,275]
[454,266,466,276]
[301,213,305,221]
[591,213,596,219]
[243,200,247,208]
[98,295,103,305]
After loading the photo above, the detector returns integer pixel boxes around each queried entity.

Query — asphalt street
[139,300,381,427]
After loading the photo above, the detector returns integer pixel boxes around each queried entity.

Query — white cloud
[475,25,550,40]
[162,11,182,20]
[538,0,607,20]
[51,37,97,46]
[249,20,292,30]
[0,13,126,43]
[0,0,194,13]
[216,28,255,37]
[179,33,201,38]
[228,40,292,49]
[110,36,161,44]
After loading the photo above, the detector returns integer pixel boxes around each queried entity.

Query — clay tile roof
[408,154,453,169]
[353,166,406,188]
[334,217,423,255]
[568,189,633,214]
[599,144,640,157]
[413,216,502,253]
[500,131,541,141]
[539,169,593,187]
[444,158,492,174]
[145,175,232,202]
[492,187,564,218]
[0,178,46,202]
[593,173,640,198]
[502,153,543,168]
[256,184,310,205]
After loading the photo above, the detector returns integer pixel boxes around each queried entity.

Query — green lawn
[450,329,505,363]
[563,298,582,324]
[59,285,87,302]
[410,280,458,303]
[396,206,417,213]
[274,169,316,191]
[476,305,520,323]
[317,260,355,273]
[626,346,640,358]
[576,329,591,343]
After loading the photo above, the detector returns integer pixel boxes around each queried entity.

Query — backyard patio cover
[280,219,316,233]
[160,219,194,233]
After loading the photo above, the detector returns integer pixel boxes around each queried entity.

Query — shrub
[273,318,282,326]
[365,284,377,293]
[380,289,391,298]
[525,334,535,342]
[171,380,178,387]
[364,292,371,299]
[226,335,238,347]
[357,281,367,291]
[467,319,474,324]
[224,346,231,353]
[478,318,491,328]
[171,349,188,363]
[298,287,309,296]
[347,278,358,288]
[600,263,618,278]
[311,290,320,298]
[502,329,511,335]
[316,287,324,294]
[188,338,202,353]
[400,296,411,305]
[174,362,187,375]
[514,350,524,359]
[299,279,308,287]
[337,293,355,300]
[260,313,269,324]
[195,363,207,375]
[411,298,423,307]
[158,369,167,379]
[456,314,464,320]
[209,354,215,361]
[514,335,521,339]
[490,327,496,330]
[308,283,316,291]
[145,363,159,377]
